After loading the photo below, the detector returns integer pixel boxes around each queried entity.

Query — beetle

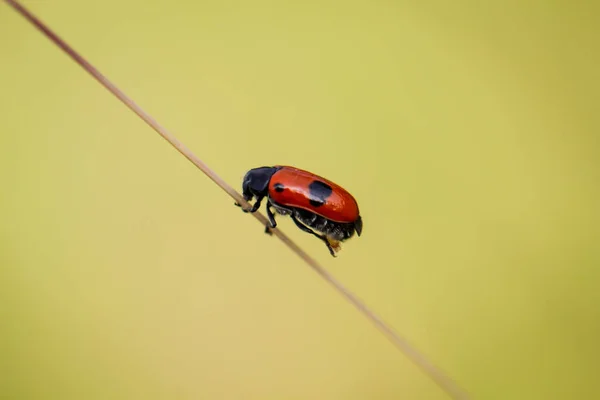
[234,165,362,257]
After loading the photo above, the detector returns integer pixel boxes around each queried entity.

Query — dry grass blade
[3,1,471,398]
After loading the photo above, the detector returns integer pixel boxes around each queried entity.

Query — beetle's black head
[241,166,279,201]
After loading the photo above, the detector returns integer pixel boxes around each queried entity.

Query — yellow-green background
[1,0,598,399]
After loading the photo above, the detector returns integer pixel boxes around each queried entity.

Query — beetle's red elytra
[235,165,362,257]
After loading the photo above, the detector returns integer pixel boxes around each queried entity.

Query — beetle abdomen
[294,208,356,241]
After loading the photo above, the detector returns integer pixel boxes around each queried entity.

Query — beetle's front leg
[234,196,263,213]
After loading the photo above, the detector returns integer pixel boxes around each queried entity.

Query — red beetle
[235,165,362,256]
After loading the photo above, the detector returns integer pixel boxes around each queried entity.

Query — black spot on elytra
[308,180,333,207]
[273,183,285,193]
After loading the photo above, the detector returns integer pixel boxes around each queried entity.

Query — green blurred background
[1,0,598,399]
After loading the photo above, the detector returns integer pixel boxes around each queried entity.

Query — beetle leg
[235,196,263,213]
[250,197,263,212]
[290,214,337,257]
[262,203,277,235]
[234,201,251,212]
[266,203,277,228]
